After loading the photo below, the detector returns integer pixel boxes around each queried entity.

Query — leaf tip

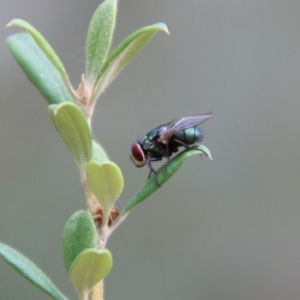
[156,22,170,34]
[200,146,213,160]
[205,149,213,160]
[165,26,171,35]
[5,18,19,28]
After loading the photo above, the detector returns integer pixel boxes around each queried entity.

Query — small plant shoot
[2,0,212,299]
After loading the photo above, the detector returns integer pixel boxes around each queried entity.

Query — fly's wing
[158,113,212,143]
[168,114,212,132]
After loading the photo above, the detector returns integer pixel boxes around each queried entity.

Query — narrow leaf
[122,145,212,215]
[86,0,117,83]
[86,161,124,215]
[6,33,73,104]
[62,211,97,271]
[69,248,113,300]
[91,23,169,102]
[48,103,92,168]
[6,19,74,96]
[0,242,66,300]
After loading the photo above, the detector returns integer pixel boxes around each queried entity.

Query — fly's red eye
[130,143,146,167]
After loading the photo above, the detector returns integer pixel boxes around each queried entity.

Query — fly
[130,113,212,177]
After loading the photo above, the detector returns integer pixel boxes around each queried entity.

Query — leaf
[6,33,73,104]
[91,22,169,102]
[6,19,74,96]
[122,145,212,215]
[0,242,66,300]
[48,103,92,168]
[86,161,124,216]
[69,248,113,300]
[92,140,109,164]
[62,211,97,271]
[86,0,117,83]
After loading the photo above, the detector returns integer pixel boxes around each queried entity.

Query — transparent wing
[158,113,212,142]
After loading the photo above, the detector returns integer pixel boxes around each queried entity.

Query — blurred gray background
[1,0,300,299]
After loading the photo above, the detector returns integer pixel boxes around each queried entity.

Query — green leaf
[122,145,212,215]
[6,33,73,104]
[86,161,124,216]
[62,211,97,271]
[91,22,169,102]
[6,19,74,96]
[69,248,113,300]
[92,140,109,164]
[48,103,92,168]
[86,0,117,83]
[0,242,66,300]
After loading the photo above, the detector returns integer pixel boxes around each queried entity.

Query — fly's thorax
[141,127,160,150]
[141,136,166,156]
[141,126,168,157]
[146,127,160,142]
[147,142,166,157]
[140,135,152,151]
[173,126,204,145]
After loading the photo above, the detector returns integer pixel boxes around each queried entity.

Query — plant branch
[89,281,103,300]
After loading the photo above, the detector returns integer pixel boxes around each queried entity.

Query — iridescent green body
[173,126,203,145]
[140,124,203,159]
[140,127,167,157]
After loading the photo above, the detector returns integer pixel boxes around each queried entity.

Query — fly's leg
[146,161,157,178]
[172,139,192,149]
[163,139,203,175]
[173,139,203,158]
[146,157,162,186]
[163,143,172,176]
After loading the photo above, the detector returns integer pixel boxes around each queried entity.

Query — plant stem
[81,173,98,214]
[81,173,107,300]
[89,281,103,300]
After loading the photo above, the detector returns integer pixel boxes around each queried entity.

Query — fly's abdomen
[173,126,203,145]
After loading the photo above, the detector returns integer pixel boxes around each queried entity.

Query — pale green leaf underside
[86,161,124,214]
[48,103,92,167]
[0,242,66,300]
[69,248,113,300]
